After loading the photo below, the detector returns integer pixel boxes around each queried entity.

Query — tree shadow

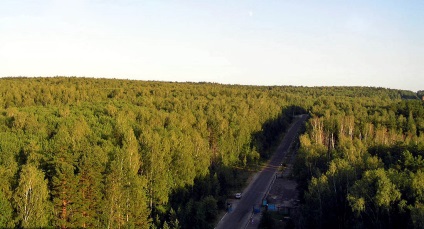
[157,105,308,229]
[252,105,307,159]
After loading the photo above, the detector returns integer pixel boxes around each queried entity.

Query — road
[215,114,308,229]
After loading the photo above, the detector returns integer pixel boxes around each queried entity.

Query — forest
[294,92,424,228]
[0,77,422,228]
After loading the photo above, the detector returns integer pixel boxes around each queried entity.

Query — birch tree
[14,164,50,228]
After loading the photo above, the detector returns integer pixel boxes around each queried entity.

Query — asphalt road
[215,114,308,229]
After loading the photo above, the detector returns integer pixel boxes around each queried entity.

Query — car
[235,193,242,199]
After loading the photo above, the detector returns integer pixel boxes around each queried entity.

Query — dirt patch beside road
[262,139,301,228]
[267,178,298,207]
[267,155,299,211]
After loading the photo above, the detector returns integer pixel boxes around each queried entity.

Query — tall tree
[50,124,80,228]
[74,147,105,228]
[13,164,50,228]
[105,117,150,229]
[139,129,171,209]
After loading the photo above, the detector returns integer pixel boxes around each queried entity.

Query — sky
[1,0,423,91]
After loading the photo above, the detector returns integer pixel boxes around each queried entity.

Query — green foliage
[0,188,14,228]
[0,77,421,228]
[195,196,218,229]
[294,93,424,228]
[348,169,401,227]
[13,164,51,228]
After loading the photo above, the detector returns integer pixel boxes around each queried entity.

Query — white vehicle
[235,193,242,199]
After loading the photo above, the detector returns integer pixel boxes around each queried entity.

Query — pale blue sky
[1,1,423,91]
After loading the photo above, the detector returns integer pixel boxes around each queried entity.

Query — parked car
[235,193,242,199]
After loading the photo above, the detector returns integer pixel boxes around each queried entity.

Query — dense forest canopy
[0,77,422,228]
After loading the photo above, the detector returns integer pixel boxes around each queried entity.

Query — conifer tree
[50,125,80,228]
[75,148,105,228]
